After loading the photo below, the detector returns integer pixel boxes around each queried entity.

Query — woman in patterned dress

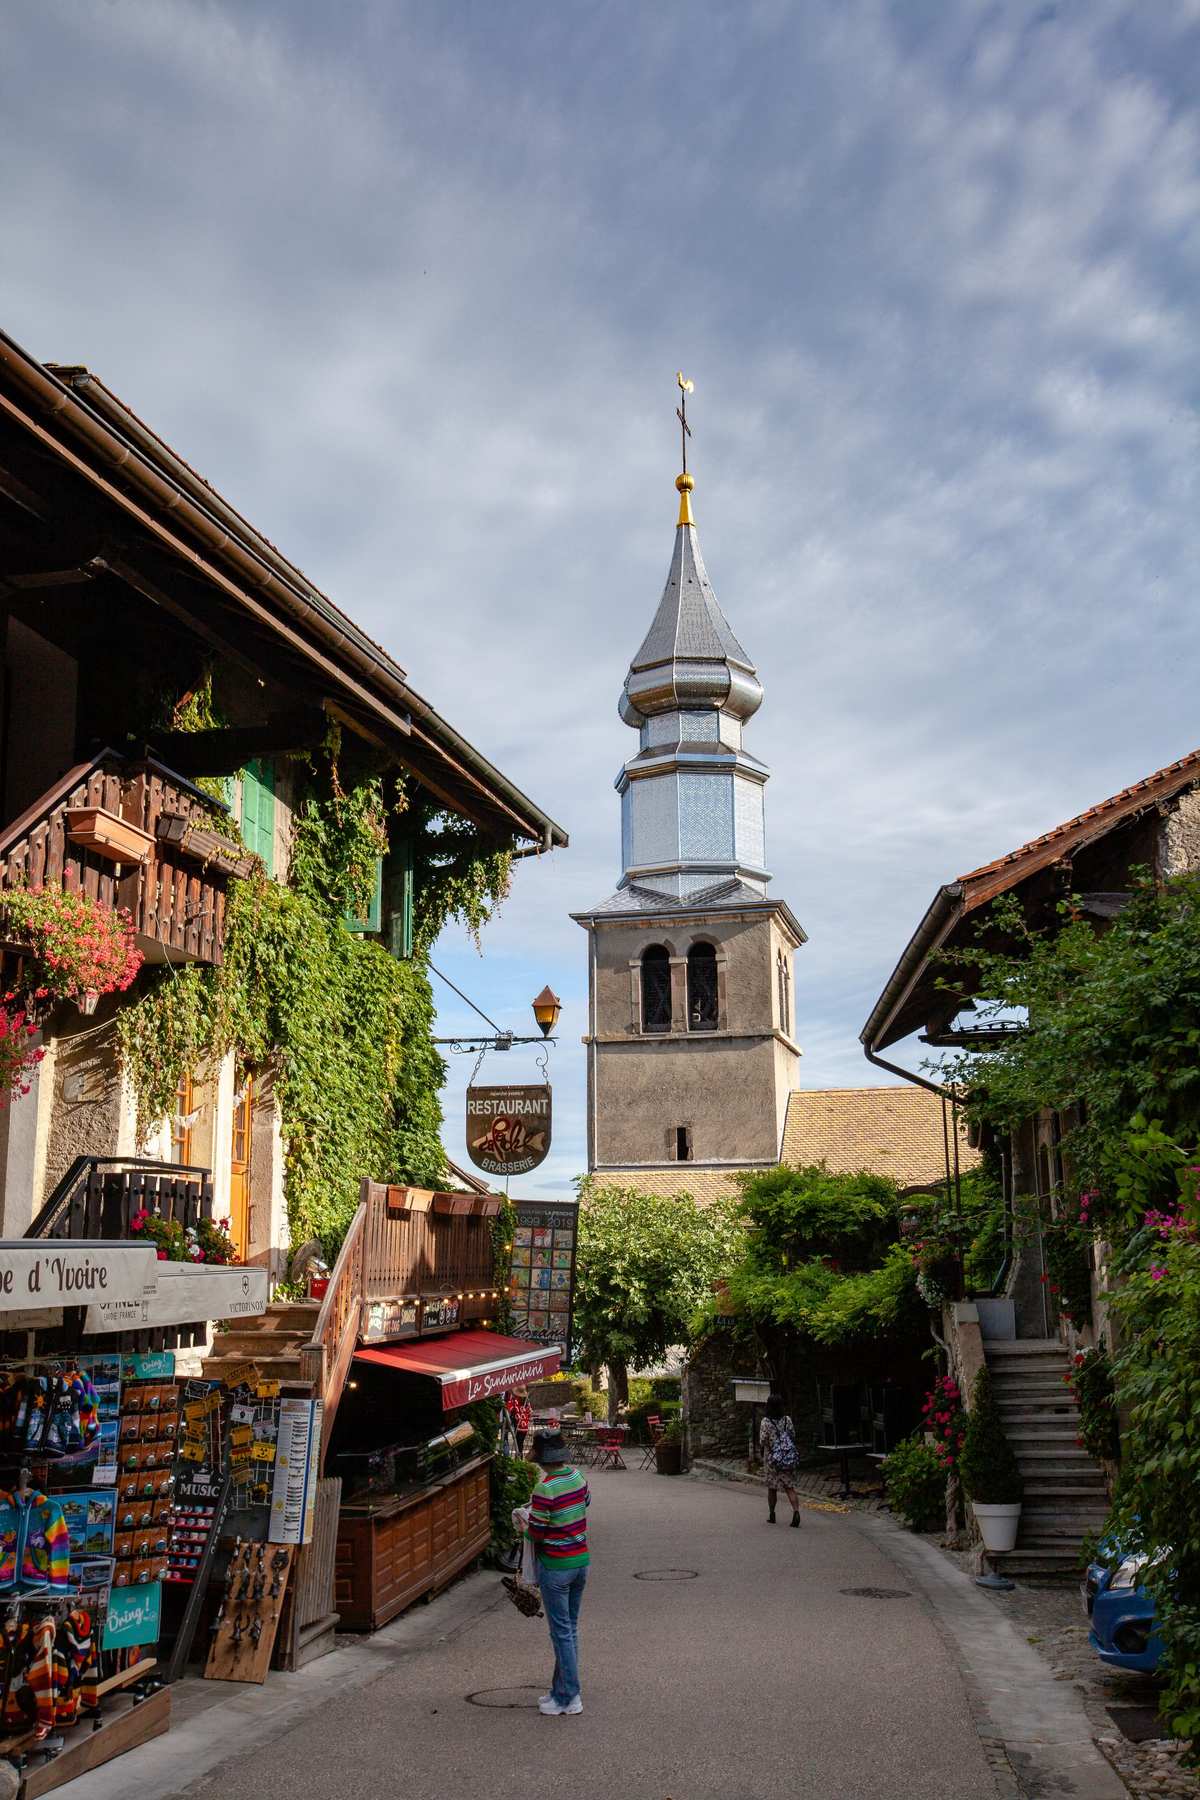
[758,1392,801,1527]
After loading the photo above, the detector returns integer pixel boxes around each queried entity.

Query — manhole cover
[633,1568,699,1582]
[839,1586,911,1599]
[465,1685,542,1708]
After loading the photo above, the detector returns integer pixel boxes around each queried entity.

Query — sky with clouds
[3,1,1199,1194]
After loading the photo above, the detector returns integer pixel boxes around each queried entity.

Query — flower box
[470,1195,502,1218]
[430,1191,475,1217]
[155,814,258,879]
[65,806,156,866]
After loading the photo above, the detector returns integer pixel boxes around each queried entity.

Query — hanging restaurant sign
[466,1084,552,1177]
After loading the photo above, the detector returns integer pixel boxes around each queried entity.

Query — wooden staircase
[202,1301,321,1387]
[987,1338,1110,1578]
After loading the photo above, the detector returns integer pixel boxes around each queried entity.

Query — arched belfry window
[687,942,718,1031]
[641,945,672,1033]
[777,951,791,1038]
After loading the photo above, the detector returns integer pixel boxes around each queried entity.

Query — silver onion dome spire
[619,470,764,729]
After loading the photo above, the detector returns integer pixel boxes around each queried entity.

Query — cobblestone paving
[933,1540,1199,1800]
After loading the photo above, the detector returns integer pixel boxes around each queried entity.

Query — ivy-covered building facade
[0,326,566,1277]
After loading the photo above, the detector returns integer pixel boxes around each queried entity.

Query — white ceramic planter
[973,1500,1022,1554]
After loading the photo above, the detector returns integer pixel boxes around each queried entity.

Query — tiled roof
[781,1086,977,1191]
[957,747,1200,912]
[863,745,1200,1051]
[588,1168,747,1206]
[592,1086,971,1200]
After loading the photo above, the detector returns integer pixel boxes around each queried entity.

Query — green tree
[718,1163,923,1345]
[931,874,1200,1745]
[574,1179,740,1418]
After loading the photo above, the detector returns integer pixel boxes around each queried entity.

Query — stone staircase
[986,1338,1111,1577]
[202,1300,320,1389]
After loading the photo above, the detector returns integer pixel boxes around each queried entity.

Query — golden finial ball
[676,472,695,493]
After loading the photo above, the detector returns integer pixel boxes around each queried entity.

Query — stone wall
[683,1329,765,1463]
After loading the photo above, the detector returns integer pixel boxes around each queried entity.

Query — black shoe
[790,1511,801,1527]
[767,1510,776,1524]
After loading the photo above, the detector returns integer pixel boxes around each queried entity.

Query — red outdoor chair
[592,1425,628,1471]
[639,1415,664,1469]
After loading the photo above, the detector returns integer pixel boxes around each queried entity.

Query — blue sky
[4,1,1200,1194]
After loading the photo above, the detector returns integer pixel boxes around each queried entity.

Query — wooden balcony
[0,750,256,967]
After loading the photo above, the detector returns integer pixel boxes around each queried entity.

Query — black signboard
[507,1197,578,1361]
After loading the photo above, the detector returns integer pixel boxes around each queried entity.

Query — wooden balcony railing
[299,1200,366,1443]
[0,750,255,968]
[27,1155,214,1242]
[25,1155,215,1351]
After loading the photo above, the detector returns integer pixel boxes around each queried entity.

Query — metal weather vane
[676,371,694,474]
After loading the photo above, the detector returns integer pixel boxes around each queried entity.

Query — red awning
[355,1329,562,1411]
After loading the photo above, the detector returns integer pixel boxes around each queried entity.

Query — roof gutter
[0,332,566,848]
[859,882,962,1060]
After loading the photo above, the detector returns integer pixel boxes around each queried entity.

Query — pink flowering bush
[0,885,142,1003]
[0,997,45,1104]
[130,1208,239,1265]
[921,1373,967,1472]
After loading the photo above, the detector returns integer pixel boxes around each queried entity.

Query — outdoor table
[815,1441,871,1500]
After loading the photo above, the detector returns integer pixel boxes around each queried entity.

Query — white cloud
[2,0,1198,1193]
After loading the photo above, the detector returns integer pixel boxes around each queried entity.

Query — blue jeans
[538,1563,588,1704]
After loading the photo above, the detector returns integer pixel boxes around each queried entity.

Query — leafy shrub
[624,1397,681,1444]
[959,1368,1024,1506]
[487,1454,538,1563]
[883,1434,947,1531]
[1067,1347,1119,1462]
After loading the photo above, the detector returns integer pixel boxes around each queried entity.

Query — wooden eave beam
[147,708,327,776]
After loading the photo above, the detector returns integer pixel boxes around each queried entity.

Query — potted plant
[959,1366,1024,1553]
[654,1416,684,1477]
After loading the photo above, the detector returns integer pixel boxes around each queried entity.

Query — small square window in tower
[640,944,672,1033]
[687,943,718,1031]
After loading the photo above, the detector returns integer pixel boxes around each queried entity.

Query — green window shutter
[241,759,275,876]
[344,857,383,935]
[385,839,414,960]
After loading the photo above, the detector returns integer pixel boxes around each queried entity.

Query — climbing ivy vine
[116,715,512,1257]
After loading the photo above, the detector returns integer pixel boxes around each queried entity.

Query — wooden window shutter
[344,857,384,935]
[241,759,276,876]
[385,839,414,960]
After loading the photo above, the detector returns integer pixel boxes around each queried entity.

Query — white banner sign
[83,1261,268,1335]
[269,1398,322,1545]
[0,1244,159,1313]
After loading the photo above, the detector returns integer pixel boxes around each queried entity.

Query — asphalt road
[178,1468,998,1800]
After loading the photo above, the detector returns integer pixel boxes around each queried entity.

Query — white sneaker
[538,1695,583,1716]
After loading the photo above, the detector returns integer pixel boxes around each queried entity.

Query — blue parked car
[1084,1547,1164,1674]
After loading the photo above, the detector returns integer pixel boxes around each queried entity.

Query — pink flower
[1149,1266,1167,1282]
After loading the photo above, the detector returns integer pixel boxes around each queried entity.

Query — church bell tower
[572,379,805,1188]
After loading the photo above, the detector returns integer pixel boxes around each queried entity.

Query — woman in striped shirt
[528,1431,590,1716]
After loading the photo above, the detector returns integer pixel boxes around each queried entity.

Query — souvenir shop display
[203,1539,294,1685]
[0,1352,173,1796]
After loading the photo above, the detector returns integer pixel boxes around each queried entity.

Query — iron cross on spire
[676,371,694,474]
